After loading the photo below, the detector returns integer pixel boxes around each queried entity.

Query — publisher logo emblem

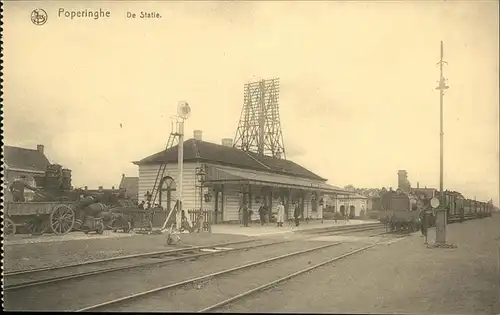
[31,9,48,26]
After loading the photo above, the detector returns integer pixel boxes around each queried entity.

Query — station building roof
[134,138,327,182]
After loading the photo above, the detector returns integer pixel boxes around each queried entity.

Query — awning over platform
[204,167,351,195]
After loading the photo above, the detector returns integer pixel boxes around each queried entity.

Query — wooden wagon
[4,201,79,236]
[108,206,155,233]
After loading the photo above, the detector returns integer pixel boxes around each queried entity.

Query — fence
[187,209,213,233]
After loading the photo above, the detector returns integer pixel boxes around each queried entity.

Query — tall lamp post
[435,41,449,244]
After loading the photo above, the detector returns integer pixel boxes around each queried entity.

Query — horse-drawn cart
[4,201,78,236]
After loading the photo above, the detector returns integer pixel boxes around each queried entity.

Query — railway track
[197,242,389,313]
[5,223,387,291]
[4,223,405,311]
[4,238,290,291]
[76,233,408,312]
[296,222,384,235]
[4,238,256,277]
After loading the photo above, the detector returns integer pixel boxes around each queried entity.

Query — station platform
[210,219,379,237]
[4,219,381,246]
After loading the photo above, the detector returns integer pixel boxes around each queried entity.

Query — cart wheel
[50,205,76,235]
[4,218,17,236]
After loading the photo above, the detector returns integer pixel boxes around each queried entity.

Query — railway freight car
[443,190,492,222]
[463,199,492,218]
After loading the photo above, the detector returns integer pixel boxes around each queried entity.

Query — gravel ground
[4,239,334,311]
[2,232,253,272]
[221,215,500,314]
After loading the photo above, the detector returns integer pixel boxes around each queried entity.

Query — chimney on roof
[194,130,203,141]
[417,182,419,189]
[84,186,88,190]
[37,144,44,155]
[122,173,125,179]
[221,138,233,147]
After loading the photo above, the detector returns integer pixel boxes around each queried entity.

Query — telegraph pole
[435,41,449,244]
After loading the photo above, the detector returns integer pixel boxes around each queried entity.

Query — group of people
[239,200,303,228]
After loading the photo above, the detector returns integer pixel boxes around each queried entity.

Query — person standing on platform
[419,208,429,244]
[240,202,249,227]
[259,204,267,225]
[276,201,285,227]
[293,202,301,227]
[419,209,425,236]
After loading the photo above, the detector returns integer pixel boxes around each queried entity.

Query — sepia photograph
[2,0,499,313]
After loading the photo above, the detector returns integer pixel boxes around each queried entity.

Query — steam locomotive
[377,189,426,232]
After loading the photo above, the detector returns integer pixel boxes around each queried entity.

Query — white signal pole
[176,102,192,231]
[176,117,184,230]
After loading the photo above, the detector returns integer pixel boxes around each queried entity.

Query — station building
[324,194,367,218]
[133,131,352,224]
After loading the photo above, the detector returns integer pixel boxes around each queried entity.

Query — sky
[3,0,499,205]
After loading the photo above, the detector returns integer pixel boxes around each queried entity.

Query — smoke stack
[37,144,44,155]
[397,170,410,193]
[221,138,233,147]
[417,182,419,189]
[194,130,203,141]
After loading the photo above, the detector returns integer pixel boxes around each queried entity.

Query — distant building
[324,194,367,217]
[119,174,139,202]
[351,188,382,212]
[3,144,51,201]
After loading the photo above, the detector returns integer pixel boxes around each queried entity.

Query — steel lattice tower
[233,78,286,159]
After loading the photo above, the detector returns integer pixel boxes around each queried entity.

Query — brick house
[119,174,139,203]
[3,144,51,201]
